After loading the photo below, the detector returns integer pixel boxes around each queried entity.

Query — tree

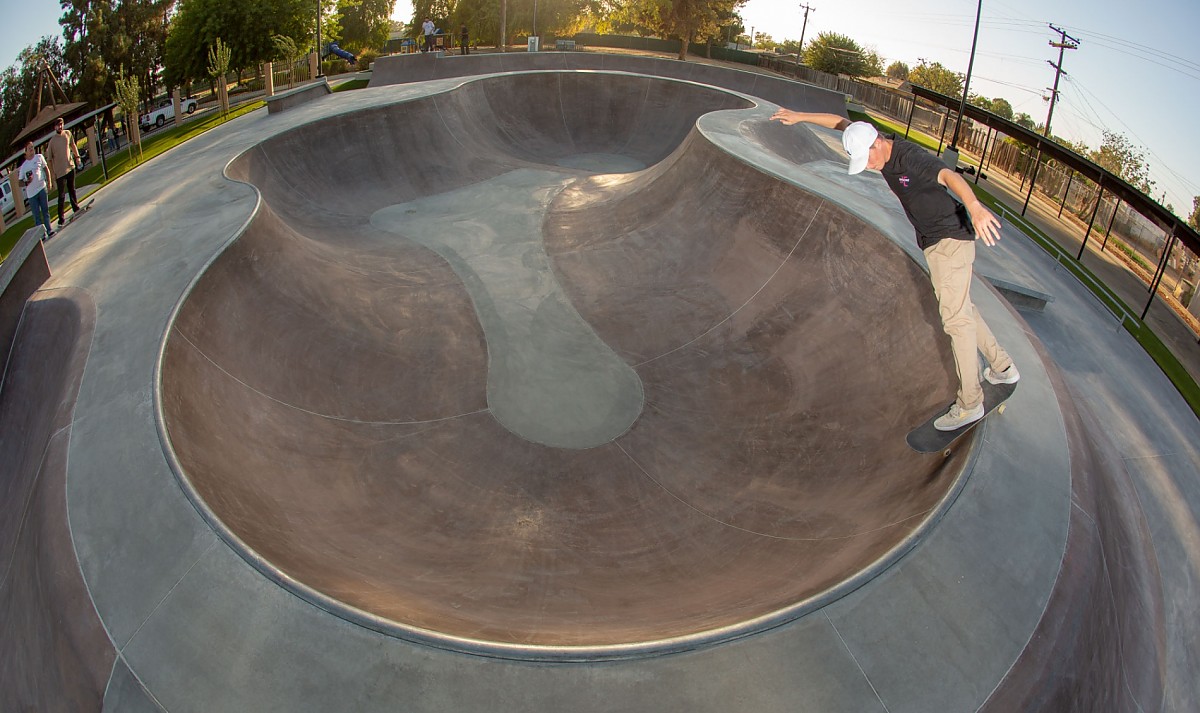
[969,94,992,112]
[1187,196,1199,231]
[60,0,111,108]
[989,97,1013,121]
[113,67,143,161]
[271,34,302,88]
[208,37,231,118]
[164,0,313,88]
[861,49,883,77]
[908,60,963,99]
[62,0,175,109]
[1013,112,1035,130]
[628,0,746,61]
[334,0,395,52]
[886,61,908,81]
[0,37,70,152]
[1091,130,1154,194]
[802,32,874,77]
[775,38,802,56]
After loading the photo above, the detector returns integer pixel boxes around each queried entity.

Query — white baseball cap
[842,121,878,175]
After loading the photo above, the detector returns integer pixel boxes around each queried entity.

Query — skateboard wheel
[943,448,952,457]
[997,404,1006,414]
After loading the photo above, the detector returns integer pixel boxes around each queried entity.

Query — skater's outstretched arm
[769,110,851,131]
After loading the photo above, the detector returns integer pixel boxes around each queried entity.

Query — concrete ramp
[162,72,972,657]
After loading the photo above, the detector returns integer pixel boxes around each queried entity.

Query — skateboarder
[770,110,1019,431]
[47,117,83,227]
[422,18,436,52]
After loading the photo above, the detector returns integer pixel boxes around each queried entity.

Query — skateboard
[59,198,95,229]
[906,379,1016,455]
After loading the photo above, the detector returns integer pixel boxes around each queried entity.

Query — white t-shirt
[19,154,49,199]
[423,20,435,35]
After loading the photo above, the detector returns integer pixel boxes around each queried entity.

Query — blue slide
[323,42,357,63]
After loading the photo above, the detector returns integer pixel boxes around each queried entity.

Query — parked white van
[1,176,18,217]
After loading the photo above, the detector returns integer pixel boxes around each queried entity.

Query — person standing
[460,23,469,55]
[18,141,54,240]
[770,110,1019,431]
[422,18,436,52]
[46,117,82,227]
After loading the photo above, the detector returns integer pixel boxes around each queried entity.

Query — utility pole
[795,4,815,76]
[1022,23,1080,216]
[1043,24,1079,138]
[797,5,815,54]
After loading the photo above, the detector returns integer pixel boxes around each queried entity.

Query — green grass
[1111,240,1153,273]
[332,79,370,92]
[971,187,1200,419]
[848,110,942,152]
[1,100,265,261]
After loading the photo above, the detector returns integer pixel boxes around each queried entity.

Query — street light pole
[316,0,324,78]
[949,0,981,151]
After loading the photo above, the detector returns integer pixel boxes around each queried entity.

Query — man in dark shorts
[771,109,1019,431]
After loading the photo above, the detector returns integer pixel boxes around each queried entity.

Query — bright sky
[737,0,1200,217]
[6,0,1198,216]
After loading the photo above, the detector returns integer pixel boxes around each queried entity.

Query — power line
[1056,25,1200,75]
[971,74,1044,95]
[1065,75,1200,204]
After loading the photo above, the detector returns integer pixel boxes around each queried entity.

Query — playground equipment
[323,42,357,64]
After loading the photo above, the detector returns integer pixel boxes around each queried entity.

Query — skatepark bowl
[158,71,974,658]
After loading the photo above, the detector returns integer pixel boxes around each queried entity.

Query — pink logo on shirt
[899,176,910,187]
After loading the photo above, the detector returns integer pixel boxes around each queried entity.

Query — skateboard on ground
[906,379,1016,455]
[59,198,95,229]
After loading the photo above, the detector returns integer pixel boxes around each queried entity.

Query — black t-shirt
[881,138,975,250]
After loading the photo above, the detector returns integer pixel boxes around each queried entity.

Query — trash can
[528,36,540,52]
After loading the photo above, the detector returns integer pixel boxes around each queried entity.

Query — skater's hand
[941,169,1001,246]
[968,201,1002,246]
[770,108,804,125]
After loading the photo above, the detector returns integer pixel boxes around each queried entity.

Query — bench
[267,78,332,115]
[556,40,576,51]
[981,274,1055,313]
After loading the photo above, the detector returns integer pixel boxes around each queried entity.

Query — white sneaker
[984,364,1020,385]
[934,402,985,431]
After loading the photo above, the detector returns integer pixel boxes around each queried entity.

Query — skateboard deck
[61,198,95,228]
[906,379,1016,455]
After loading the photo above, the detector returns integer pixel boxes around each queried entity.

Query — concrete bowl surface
[159,71,973,657]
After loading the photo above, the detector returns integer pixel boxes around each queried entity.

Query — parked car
[1,175,25,217]
[139,97,198,131]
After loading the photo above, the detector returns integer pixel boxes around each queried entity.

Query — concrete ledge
[982,274,1055,312]
[370,52,849,117]
[0,227,50,362]
[266,78,332,114]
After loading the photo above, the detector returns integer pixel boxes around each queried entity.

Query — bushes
[321,58,352,76]
[357,49,380,70]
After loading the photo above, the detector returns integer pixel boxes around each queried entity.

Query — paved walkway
[970,163,1200,383]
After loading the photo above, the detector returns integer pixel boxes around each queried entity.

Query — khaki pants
[924,239,1013,410]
